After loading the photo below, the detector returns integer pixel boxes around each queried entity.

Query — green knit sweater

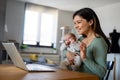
[78,36,108,80]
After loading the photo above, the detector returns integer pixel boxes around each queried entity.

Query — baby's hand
[65,40,70,46]
[74,53,79,56]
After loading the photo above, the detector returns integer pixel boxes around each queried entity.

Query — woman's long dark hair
[73,8,110,52]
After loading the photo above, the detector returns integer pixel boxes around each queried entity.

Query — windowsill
[20,52,58,55]
[19,46,57,54]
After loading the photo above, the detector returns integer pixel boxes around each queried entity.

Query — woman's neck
[82,31,96,47]
[85,29,95,38]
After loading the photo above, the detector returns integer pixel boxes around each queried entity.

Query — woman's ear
[89,19,93,26]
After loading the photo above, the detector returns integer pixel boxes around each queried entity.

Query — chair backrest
[104,61,114,80]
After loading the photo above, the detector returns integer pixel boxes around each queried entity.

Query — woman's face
[73,15,92,35]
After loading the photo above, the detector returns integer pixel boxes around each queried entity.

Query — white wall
[57,10,74,54]
[4,0,25,43]
[95,2,120,37]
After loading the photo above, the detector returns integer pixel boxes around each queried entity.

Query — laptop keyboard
[26,64,55,71]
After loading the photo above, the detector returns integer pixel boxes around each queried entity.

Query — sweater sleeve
[83,38,108,78]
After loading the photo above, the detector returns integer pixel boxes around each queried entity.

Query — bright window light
[23,8,57,48]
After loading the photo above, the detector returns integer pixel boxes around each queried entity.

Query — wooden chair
[104,61,114,80]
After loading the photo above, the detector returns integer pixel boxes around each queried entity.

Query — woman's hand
[80,42,87,60]
[66,51,75,65]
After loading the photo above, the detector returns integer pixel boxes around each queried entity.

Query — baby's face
[65,35,75,44]
[64,35,71,45]
[69,37,75,43]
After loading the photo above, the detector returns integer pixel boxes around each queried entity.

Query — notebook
[2,42,56,72]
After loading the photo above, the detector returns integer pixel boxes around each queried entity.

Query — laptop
[2,42,56,72]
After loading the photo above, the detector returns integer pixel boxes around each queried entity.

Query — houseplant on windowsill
[20,44,28,51]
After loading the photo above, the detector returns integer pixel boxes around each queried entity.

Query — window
[23,3,57,48]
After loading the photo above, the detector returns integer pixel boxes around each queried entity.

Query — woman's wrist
[80,51,86,60]
[82,57,86,61]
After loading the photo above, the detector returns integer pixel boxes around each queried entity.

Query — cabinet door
[107,54,115,80]
[107,53,120,80]
[115,54,120,80]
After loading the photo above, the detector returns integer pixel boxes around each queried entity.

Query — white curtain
[24,3,58,46]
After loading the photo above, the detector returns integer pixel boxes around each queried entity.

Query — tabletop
[0,64,99,80]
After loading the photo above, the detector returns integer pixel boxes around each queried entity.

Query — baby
[60,33,81,71]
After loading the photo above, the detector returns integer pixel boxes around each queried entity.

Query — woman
[66,8,110,79]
